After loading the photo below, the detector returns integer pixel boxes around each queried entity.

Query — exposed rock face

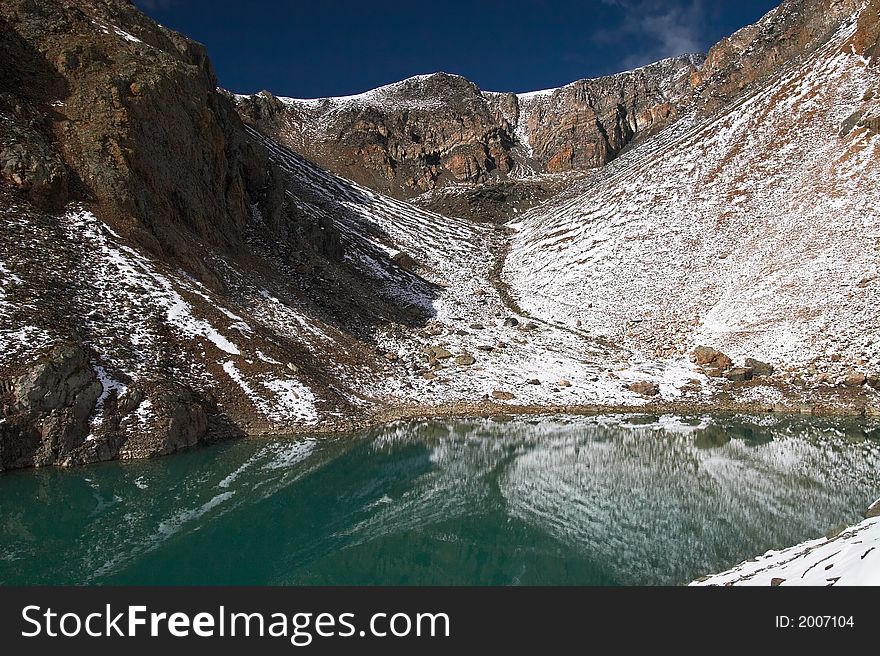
[690,0,865,114]
[235,74,516,199]
[0,0,339,272]
[0,343,100,469]
[236,1,874,206]
[488,56,701,173]
[235,57,703,200]
[0,333,218,470]
[0,0,405,470]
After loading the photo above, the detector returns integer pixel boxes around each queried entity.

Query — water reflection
[0,414,878,585]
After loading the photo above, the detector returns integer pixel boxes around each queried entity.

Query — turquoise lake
[1,414,878,585]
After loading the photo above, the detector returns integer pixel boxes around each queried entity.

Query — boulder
[692,346,732,370]
[491,390,515,400]
[392,251,417,271]
[422,345,453,359]
[825,524,847,540]
[454,354,476,366]
[744,358,774,377]
[627,381,660,397]
[844,372,867,387]
[724,367,754,382]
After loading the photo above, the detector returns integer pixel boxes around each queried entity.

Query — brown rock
[724,367,754,382]
[392,252,417,271]
[692,346,732,370]
[844,372,867,387]
[825,524,847,540]
[627,381,660,397]
[422,346,453,359]
[744,358,774,377]
[454,354,476,366]
[491,390,515,400]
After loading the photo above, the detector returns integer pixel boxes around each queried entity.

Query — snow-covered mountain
[505,2,880,383]
[232,56,702,203]
[2,0,880,478]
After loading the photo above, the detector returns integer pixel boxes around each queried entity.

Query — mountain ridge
[233,54,703,201]
[2,0,880,473]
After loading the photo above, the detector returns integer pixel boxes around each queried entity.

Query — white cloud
[595,0,707,69]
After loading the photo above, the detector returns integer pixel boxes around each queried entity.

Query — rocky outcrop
[235,73,517,199]
[690,0,865,114]
[0,0,342,274]
[236,0,873,204]
[494,55,701,173]
[0,0,370,471]
[234,58,702,200]
[0,343,100,469]
[0,343,216,470]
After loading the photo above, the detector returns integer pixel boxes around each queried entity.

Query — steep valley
[1,0,880,478]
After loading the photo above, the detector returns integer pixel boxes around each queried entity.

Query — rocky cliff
[233,56,703,200]
[0,0,424,468]
[235,0,875,205]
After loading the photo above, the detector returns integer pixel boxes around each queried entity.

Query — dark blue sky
[133,0,780,97]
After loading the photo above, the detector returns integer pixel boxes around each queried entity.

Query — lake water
[1,414,879,585]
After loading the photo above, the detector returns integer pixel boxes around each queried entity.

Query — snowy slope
[504,14,880,378]
[251,130,684,409]
[1,124,683,468]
